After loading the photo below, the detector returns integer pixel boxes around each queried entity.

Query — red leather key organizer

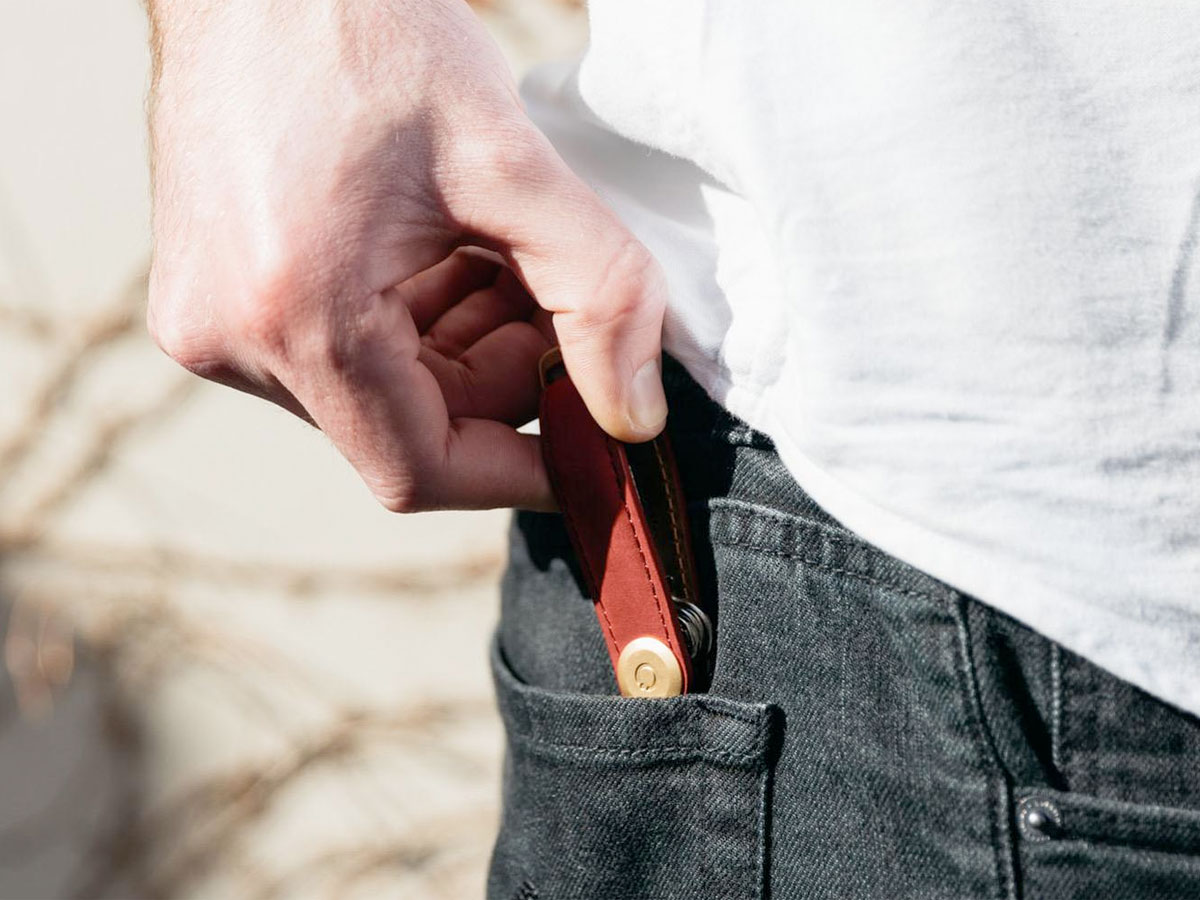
[538,347,715,697]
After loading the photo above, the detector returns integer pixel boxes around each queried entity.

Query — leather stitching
[540,391,619,653]
[652,438,694,601]
[604,436,677,655]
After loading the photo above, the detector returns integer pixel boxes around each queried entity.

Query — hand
[145,0,669,512]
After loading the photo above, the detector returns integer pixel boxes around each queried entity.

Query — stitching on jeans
[756,740,771,900]
[712,501,873,551]
[505,701,769,748]
[1050,643,1063,776]
[510,732,762,765]
[948,596,1018,900]
[498,649,770,738]
[1072,807,1200,833]
[709,500,953,594]
[708,502,955,603]
[1033,803,1200,855]
[508,720,768,762]
[715,538,939,604]
[992,780,1017,899]
[1047,833,1200,857]
[693,699,765,726]
[540,403,618,652]
[605,438,676,653]
[1057,646,1077,783]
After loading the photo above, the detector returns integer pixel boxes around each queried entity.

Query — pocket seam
[493,636,775,763]
[1014,788,1200,856]
[507,731,768,767]
[715,536,938,603]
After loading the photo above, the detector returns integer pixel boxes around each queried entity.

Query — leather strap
[538,348,712,694]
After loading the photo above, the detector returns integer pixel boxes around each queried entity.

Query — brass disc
[616,637,683,698]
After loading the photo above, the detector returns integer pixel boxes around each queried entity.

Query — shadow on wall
[0,590,142,900]
[0,271,504,897]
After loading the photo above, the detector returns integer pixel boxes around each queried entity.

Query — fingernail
[628,358,668,435]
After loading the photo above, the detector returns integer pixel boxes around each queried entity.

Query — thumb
[459,133,669,442]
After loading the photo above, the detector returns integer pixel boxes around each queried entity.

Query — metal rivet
[616,637,682,698]
[1018,797,1062,842]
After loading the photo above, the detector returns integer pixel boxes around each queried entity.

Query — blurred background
[0,1,585,897]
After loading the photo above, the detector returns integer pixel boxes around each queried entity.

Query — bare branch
[0,268,149,484]
[0,375,197,547]
[5,539,503,600]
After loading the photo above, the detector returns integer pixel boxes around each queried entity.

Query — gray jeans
[487,358,1200,900]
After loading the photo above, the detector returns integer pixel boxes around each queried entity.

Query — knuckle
[378,494,416,514]
[147,289,214,372]
[224,264,303,354]
[606,238,661,304]
[322,294,410,379]
[451,124,552,193]
[370,443,446,515]
[374,479,425,515]
[574,239,664,332]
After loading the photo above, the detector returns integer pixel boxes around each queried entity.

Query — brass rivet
[616,637,682,698]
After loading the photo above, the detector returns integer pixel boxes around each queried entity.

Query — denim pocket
[486,637,777,900]
[962,600,1200,897]
[1013,787,1200,898]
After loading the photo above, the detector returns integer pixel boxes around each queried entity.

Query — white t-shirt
[523,1,1200,715]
